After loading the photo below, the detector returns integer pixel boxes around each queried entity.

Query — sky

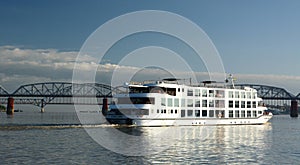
[1,0,300,94]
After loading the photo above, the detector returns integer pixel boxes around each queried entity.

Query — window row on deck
[161,98,263,108]
[155,109,263,118]
[185,88,257,99]
[128,86,258,99]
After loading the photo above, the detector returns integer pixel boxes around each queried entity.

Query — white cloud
[0,46,141,91]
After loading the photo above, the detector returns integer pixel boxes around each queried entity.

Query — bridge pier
[6,97,14,115]
[102,98,108,116]
[290,100,298,117]
[40,99,45,113]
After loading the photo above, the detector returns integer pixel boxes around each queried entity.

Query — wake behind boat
[105,75,272,126]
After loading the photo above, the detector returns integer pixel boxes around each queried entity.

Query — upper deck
[124,78,258,99]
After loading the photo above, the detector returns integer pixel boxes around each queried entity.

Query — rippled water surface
[0,112,299,164]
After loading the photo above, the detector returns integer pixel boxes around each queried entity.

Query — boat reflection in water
[146,124,273,164]
[87,123,272,163]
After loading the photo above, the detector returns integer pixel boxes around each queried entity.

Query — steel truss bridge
[236,84,299,111]
[0,82,123,109]
[0,82,299,112]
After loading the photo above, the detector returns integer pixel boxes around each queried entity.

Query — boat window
[202,110,207,117]
[235,91,239,98]
[219,110,225,118]
[118,109,149,116]
[215,100,225,108]
[157,109,159,113]
[174,98,179,107]
[187,89,193,96]
[187,110,193,117]
[247,101,251,108]
[149,87,176,95]
[171,109,173,114]
[216,90,225,98]
[202,100,207,107]
[181,110,185,117]
[253,92,257,99]
[181,99,186,107]
[187,99,193,107]
[215,110,220,117]
[209,110,214,117]
[118,97,155,104]
[258,101,265,107]
[241,101,245,108]
[229,91,234,98]
[235,110,240,118]
[195,99,201,107]
[166,88,176,96]
[161,109,164,113]
[229,100,234,108]
[247,110,251,117]
[209,100,214,107]
[129,87,149,93]
[209,90,214,97]
[195,89,200,96]
[235,101,239,108]
[195,110,200,117]
[229,110,233,118]
[175,109,177,114]
[247,92,251,99]
[164,109,167,113]
[241,92,246,98]
[253,111,257,117]
[241,110,245,118]
[258,111,262,114]
[161,98,166,106]
[252,101,256,108]
[202,89,207,97]
[167,98,173,107]
[149,87,164,94]
[178,88,180,92]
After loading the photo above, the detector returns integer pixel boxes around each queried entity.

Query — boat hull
[105,114,273,126]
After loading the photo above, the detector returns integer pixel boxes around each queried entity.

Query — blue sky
[1,0,300,93]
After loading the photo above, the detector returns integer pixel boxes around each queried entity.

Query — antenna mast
[227,74,236,88]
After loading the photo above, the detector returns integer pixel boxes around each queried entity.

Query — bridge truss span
[236,84,294,100]
[12,82,116,97]
[235,84,298,111]
[1,82,123,107]
[0,85,9,96]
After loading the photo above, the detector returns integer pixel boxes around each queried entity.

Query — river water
[0,111,299,164]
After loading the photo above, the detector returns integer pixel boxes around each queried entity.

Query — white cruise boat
[105,76,272,126]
